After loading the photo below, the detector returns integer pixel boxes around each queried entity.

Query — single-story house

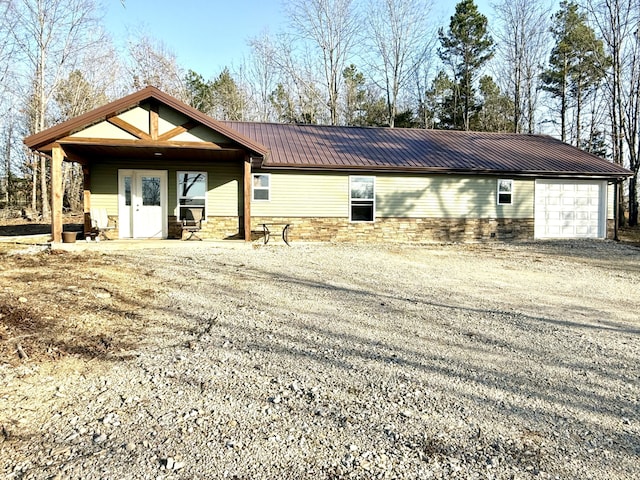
[24,86,632,243]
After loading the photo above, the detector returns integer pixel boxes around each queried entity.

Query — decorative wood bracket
[107,116,152,140]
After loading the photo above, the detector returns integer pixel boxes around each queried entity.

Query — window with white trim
[497,179,513,205]
[177,171,207,220]
[252,173,270,201]
[350,176,375,222]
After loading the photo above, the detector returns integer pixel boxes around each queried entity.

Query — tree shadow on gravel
[168,258,640,463]
[8,246,615,480]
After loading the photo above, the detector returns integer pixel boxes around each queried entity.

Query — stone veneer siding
[169,216,243,240]
[163,216,617,242]
[607,219,616,239]
[250,217,536,243]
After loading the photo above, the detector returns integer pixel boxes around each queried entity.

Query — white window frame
[252,173,271,201]
[177,171,207,220]
[497,179,513,205]
[349,175,376,222]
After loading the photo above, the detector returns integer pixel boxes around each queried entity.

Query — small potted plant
[62,230,77,243]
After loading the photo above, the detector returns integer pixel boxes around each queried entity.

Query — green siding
[90,163,119,213]
[206,163,242,216]
[250,172,348,217]
[91,163,536,221]
[252,172,534,219]
[90,160,242,217]
[376,175,534,219]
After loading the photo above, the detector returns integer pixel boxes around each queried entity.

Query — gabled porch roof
[24,86,269,163]
[24,86,263,243]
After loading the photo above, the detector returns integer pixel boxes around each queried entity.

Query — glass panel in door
[133,174,164,238]
[118,173,133,238]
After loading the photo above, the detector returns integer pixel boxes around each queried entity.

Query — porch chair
[182,207,204,241]
[89,208,115,241]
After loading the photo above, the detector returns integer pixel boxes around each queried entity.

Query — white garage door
[535,180,606,239]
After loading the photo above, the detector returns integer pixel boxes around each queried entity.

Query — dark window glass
[351,202,374,221]
[124,176,131,206]
[142,177,161,206]
[498,193,512,204]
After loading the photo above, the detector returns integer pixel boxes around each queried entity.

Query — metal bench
[261,223,291,246]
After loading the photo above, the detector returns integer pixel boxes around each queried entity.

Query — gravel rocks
[1,240,639,478]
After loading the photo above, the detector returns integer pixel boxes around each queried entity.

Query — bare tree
[586,0,640,225]
[413,37,438,129]
[258,32,327,124]
[243,32,279,122]
[52,68,110,212]
[127,32,186,100]
[0,1,19,207]
[492,0,551,133]
[285,0,359,125]
[0,1,18,101]
[365,0,434,127]
[9,0,104,219]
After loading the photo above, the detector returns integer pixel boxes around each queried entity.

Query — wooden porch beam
[51,145,64,243]
[157,121,199,141]
[58,137,227,150]
[107,116,152,140]
[244,155,252,242]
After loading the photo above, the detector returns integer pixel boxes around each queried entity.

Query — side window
[252,173,270,201]
[497,179,513,205]
[177,171,207,220]
[350,176,375,222]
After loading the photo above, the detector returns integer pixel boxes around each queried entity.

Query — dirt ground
[0,222,639,478]
[1,222,638,370]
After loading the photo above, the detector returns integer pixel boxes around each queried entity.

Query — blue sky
[104,0,496,79]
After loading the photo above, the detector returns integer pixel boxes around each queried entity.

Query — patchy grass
[0,248,155,366]
[619,226,640,246]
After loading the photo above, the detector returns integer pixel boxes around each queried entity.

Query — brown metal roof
[224,122,632,178]
[23,86,631,179]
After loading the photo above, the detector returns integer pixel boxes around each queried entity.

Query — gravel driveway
[1,240,639,479]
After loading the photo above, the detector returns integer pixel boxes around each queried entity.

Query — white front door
[118,170,167,238]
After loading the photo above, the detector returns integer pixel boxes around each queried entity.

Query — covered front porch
[23,87,268,243]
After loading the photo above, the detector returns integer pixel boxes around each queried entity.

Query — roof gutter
[259,163,633,180]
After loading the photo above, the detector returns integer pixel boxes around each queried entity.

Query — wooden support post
[51,145,63,243]
[83,167,92,236]
[150,103,159,140]
[244,156,252,242]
